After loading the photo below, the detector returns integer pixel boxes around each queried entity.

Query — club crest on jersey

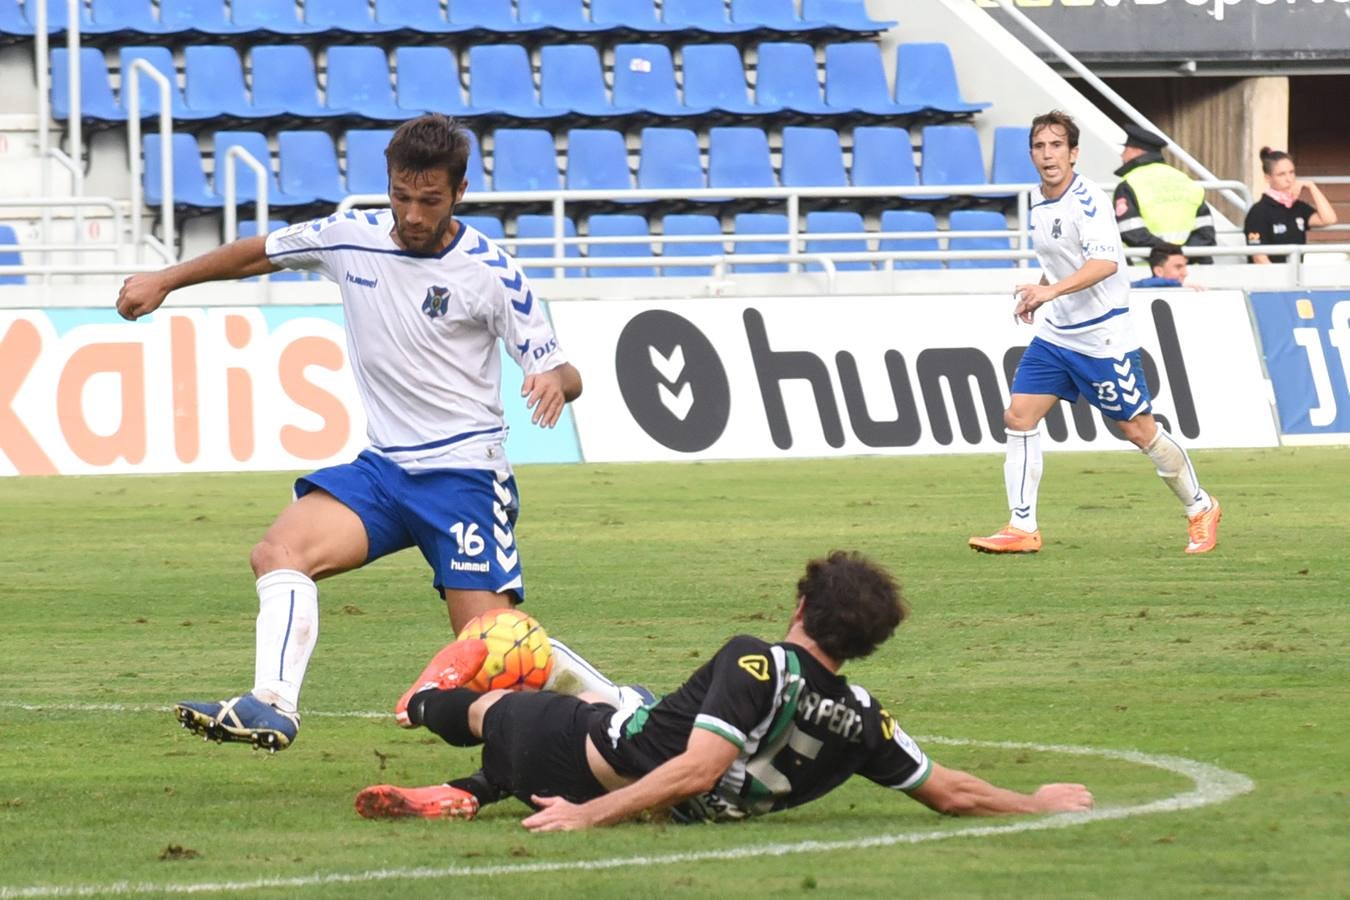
[1051,218,1062,239]
[422,285,450,319]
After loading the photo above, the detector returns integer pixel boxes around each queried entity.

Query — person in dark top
[1113,124,1215,264]
[1245,147,1339,264]
[354,552,1094,829]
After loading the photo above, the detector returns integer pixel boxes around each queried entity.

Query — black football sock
[417,687,482,747]
[450,769,506,807]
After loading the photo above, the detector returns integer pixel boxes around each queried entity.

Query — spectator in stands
[1113,124,1215,264]
[1130,244,1205,291]
[1244,146,1339,264]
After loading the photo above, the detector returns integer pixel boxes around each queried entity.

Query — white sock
[1142,427,1211,517]
[1004,427,1043,532]
[251,569,318,715]
[543,638,623,707]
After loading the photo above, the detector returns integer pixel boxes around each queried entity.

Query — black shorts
[480,691,612,809]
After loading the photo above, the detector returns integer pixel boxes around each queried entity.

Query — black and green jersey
[588,635,931,822]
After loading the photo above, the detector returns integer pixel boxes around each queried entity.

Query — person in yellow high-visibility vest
[1112,124,1215,264]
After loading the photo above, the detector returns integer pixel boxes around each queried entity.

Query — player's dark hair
[1148,243,1185,270]
[796,551,906,662]
[1259,146,1293,175]
[1029,110,1079,149]
[385,114,471,186]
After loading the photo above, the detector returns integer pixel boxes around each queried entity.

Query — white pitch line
[0,701,1254,900]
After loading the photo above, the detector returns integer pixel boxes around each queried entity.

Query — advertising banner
[0,306,582,476]
[1249,291,1350,441]
[550,291,1278,462]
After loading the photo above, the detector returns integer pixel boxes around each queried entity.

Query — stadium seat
[305,0,402,36]
[991,125,1039,191]
[464,129,487,194]
[119,46,213,122]
[143,133,222,208]
[824,43,923,117]
[88,0,173,37]
[754,42,833,117]
[374,0,469,34]
[450,0,546,35]
[637,127,705,194]
[919,124,988,201]
[467,44,566,121]
[780,126,847,188]
[514,213,582,278]
[586,214,656,278]
[804,210,871,271]
[159,0,255,38]
[345,129,397,196]
[395,47,472,118]
[9,0,96,38]
[879,209,942,269]
[947,209,1013,268]
[517,0,615,35]
[660,213,723,276]
[662,0,756,35]
[731,212,790,273]
[800,0,896,34]
[0,225,25,285]
[238,219,307,280]
[682,44,781,119]
[730,0,831,38]
[590,0,680,38]
[894,43,991,118]
[565,129,634,194]
[709,126,776,190]
[50,48,124,122]
[490,129,560,192]
[213,131,316,207]
[251,45,338,120]
[540,45,637,119]
[457,215,505,241]
[851,125,920,195]
[184,46,285,123]
[326,46,407,123]
[612,44,711,120]
[277,131,346,204]
[230,0,324,35]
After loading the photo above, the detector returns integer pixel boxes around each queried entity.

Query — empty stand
[394,47,471,117]
[277,130,345,204]
[586,214,656,277]
[991,125,1039,190]
[467,44,566,121]
[143,132,221,207]
[250,45,339,120]
[0,225,25,285]
[637,127,706,195]
[878,209,942,269]
[119,46,212,122]
[304,0,402,37]
[919,125,988,201]
[894,43,991,119]
[660,213,723,276]
[212,130,315,206]
[800,0,896,35]
[824,43,922,117]
[50,48,124,123]
[612,43,711,120]
[754,42,833,118]
[804,210,870,271]
[708,126,776,191]
[662,0,757,36]
[947,209,1013,268]
[780,126,847,188]
[564,129,634,196]
[184,46,285,123]
[491,129,561,192]
[731,211,789,272]
[326,46,407,123]
[345,128,397,196]
[514,213,582,277]
[374,0,467,35]
[850,125,920,196]
[540,44,637,119]
[682,43,779,120]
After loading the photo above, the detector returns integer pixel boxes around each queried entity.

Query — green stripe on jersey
[694,718,746,749]
[901,757,933,792]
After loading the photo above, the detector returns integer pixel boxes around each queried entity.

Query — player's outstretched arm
[522,728,737,831]
[521,362,582,428]
[116,236,279,321]
[908,762,1092,816]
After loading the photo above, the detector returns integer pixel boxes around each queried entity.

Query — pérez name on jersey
[797,689,864,741]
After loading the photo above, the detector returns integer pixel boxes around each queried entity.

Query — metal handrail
[221,146,271,244]
[126,60,175,265]
[33,0,87,283]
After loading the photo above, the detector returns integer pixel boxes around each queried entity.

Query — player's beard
[395,210,455,254]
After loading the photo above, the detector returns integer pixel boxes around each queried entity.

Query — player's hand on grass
[522,369,567,428]
[1031,783,1093,813]
[522,794,594,831]
[116,272,172,321]
[1013,283,1058,324]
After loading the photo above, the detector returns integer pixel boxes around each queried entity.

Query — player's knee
[1004,408,1034,431]
[250,537,295,578]
[468,689,511,738]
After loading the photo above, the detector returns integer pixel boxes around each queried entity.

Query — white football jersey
[265,211,568,472]
[1028,173,1138,358]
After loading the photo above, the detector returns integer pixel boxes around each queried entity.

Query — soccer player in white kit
[968,111,1222,556]
[116,115,583,750]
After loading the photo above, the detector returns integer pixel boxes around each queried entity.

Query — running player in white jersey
[115,115,585,751]
[969,110,1221,556]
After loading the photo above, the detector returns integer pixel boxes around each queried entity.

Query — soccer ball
[456,608,553,692]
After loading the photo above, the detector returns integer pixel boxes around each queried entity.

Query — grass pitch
[1,448,1348,898]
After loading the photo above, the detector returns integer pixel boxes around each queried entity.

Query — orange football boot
[394,638,489,727]
[969,525,1042,554]
[1185,497,1222,554]
[354,783,479,820]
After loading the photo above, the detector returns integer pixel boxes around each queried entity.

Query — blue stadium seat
[731,212,789,273]
[894,43,991,118]
[305,0,401,36]
[514,213,582,278]
[662,0,755,35]
[824,42,923,117]
[637,127,705,193]
[754,42,833,117]
[0,225,25,285]
[590,0,680,38]
[159,0,254,38]
[184,46,285,122]
[450,0,547,35]
[88,0,173,37]
[518,0,614,35]
[612,44,711,119]
[948,209,1013,268]
[345,129,396,196]
[213,131,316,207]
[780,126,847,188]
[565,129,633,193]
[238,219,307,280]
[0,0,35,40]
[464,129,487,194]
[143,133,221,207]
[682,44,780,119]
[660,213,722,276]
[540,45,637,118]
[50,48,124,122]
[119,46,214,122]
[586,214,656,278]
[879,209,942,269]
[800,0,896,34]
[251,45,334,120]
[730,0,831,38]
[991,125,1039,192]
[851,125,919,194]
[457,215,505,241]
[491,129,560,192]
[374,0,468,34]
[920,124,988,201]
[277,131,346,204]
[805,210,871,271]
[11,0,96,37]
[395,47,471,118]
[230,0,324,35]
[326,46,407,123]
[467,45,566,121]
[709,126,776,190]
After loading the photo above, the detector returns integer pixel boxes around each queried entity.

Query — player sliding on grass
[969,110,1221,557]
[114,114,582,752]
[357,551,1094,828]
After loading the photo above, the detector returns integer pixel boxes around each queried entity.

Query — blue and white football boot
[175,692,300,752]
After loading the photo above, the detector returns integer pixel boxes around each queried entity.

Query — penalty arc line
[0,701,1254,899]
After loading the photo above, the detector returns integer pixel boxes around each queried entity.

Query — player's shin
[251,569,318,714]
[1004,428,1043,532]
[543,639,624,706]
[1142,428,1211,516]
